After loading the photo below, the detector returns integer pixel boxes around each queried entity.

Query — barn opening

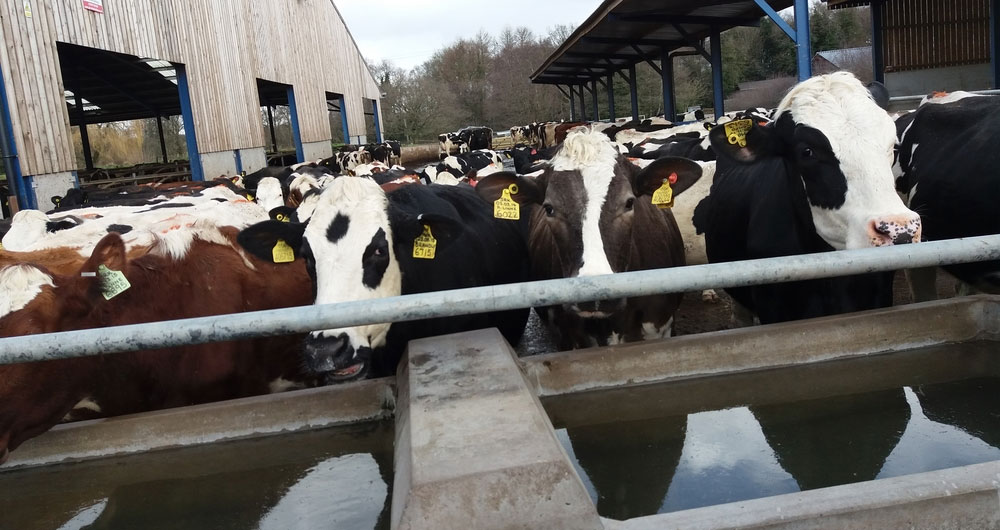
[326,91,350,148]
[55,43,193,197]
[256,79,303,166]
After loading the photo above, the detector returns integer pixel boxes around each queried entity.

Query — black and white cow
[895,94,1000,295]
[477,130,701,349]
[237,177,531,382]
[510,145,556,175]
[694,72,922,324]
[629,132,715,162]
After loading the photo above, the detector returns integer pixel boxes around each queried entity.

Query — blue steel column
[286,87,304,162]
[710,28,725,120]
[992,0,1000,87]
[0,61,27,210]
[606,75,616,121]
[591,79,599,121]
[338,95,350,144]
[871,0,885,84]
[568,86,576,121]
[629,64,639,121]
[795,0,812,82]
[372,99,383,143]
[175,64,204,182]
[661,47,676,121]
[577,85,587,121]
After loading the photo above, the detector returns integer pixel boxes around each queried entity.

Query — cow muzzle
[868,215,922,247]
[303,333,369,384]
[566,298,627,318]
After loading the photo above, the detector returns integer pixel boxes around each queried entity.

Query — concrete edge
[617,460,1000,530]
[3,377,395,471]
[522,296,1000,397]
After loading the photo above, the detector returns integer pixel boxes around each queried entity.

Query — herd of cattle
[0,71,997,463]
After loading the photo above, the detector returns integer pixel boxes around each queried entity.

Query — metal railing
[1,235,998,365]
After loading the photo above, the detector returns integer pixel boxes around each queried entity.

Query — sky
[336,0,604,70]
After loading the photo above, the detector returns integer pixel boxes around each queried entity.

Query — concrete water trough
[2,295,999,529]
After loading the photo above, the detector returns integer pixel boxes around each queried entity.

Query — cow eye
[801,147,815,159]
[625,197,635,211]
[543,204,555,217]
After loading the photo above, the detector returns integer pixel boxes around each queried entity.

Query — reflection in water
[558,377,1000,519]
[879,385,1000,478]
[661,407,797,513]
[57,499,108,530]
[563,417,686,520]
[750,388,910,491]
[258,454,387,530]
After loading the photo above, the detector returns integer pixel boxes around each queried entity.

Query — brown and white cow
[477,130,703,349]
[0,225,314,464]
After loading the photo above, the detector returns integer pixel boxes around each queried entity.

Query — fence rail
[1,235,998,365]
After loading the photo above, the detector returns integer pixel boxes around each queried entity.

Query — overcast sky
[336,1,605,70]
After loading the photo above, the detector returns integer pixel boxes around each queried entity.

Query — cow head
[477,130,701,318]
[710,72,921,250]
[0,235,131,463]
[238,177,461,383]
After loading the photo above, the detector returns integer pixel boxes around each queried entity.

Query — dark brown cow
[0,227,313,464]
[553,122,589,146]
[477,130,702,349]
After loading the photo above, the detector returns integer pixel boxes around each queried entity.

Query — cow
[895,94,1000,297]
[438,132,468,159]
[510,145,556,175]
[475,130,702,349]
[457,126,493,151]
[236,176,531,382]
[629,132,715,162]
[0,226,315,464]
[693,72,922,324]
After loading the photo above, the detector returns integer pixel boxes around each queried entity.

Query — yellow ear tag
[651,180,674,209]
[275,213,289,223]
[412,225,437,260]
[246,193,255,201]
[272,239,295,263]
[97,264,131,301]
[493,183,520,220]
[724,119,753,148]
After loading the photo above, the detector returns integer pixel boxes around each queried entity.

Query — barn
[0,1,383,211]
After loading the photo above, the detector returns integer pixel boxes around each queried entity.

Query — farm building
[0,0,383,211]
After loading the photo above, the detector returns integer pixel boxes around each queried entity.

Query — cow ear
[77,233,131,301]
[82,233,128,273]
[391,213,464,257]
[475,172,543,205]
[709,119,778,163]
[634,157,703,198]
[237,220,305,263]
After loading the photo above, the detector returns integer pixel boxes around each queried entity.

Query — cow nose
[868,215,922,247]
[302,333,354,374]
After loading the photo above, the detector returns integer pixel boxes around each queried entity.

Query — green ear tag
[412,225,437,260]
[493,184,520,220]
[97,265,131,300]
[724,119,753,147]
[272,239,295,263]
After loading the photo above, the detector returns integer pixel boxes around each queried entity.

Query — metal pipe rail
[1,235,998,365]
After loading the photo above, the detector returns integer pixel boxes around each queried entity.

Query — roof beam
[671,23,711,62]
[551,61,624,70]
[565,51,643,60]
[631,45,662,75]
[73,63,160,115]
[608,14,760,26]
[582,36,683,46]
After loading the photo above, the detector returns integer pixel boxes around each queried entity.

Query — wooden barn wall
[0,0,380,176]
[881,0,990,73]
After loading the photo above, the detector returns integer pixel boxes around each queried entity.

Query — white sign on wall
[82,0,103,14]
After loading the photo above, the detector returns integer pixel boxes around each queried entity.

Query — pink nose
[868,215,922,246]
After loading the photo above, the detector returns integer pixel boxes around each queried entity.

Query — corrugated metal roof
[531,0,795,85]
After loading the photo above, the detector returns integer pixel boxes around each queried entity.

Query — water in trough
[0,421,393,530]
[545,341,1000,520]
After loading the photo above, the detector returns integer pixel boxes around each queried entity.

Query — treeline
[374,4,871,145]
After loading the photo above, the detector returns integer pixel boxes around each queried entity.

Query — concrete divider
[4,377,394,470]
[615,460,1000,530]
[391,328,603,530]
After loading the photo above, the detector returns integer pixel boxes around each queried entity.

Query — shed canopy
[532,0,795,85]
